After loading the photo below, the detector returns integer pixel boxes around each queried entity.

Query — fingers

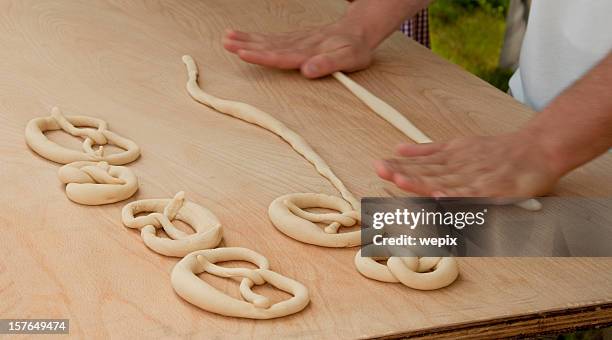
[431,186,477,198]
[385,159,447,177]
[224,28,311,69]
[374,160,394,181]
[236,49,307,69]
[376,159,460,196]
[223,39,267,54]
[225,29,266,42]
[376,146,474,196]
[395,142,443,157]
[224,28,372,77]
[393,174,436,195]
[301,46,370,78]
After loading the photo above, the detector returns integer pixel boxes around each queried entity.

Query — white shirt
[509,0,612,111]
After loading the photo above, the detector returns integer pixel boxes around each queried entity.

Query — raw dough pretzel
[121,191,223,257]
[354,246,458,290]
[171,247,310,319]
[268,193,361,247]
[25,107,140,165]
[332,72,542,211]
[182,55,361,247]
[58,161,138,205]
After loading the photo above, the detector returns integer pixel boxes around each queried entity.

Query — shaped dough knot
[25,107,140,165]
[58,161,138,205]
[50,106,109,153]
[121,192,223,257]
[354,246,459,290]
[283,199,359,234]
[171,247,310,319]
[269,193,362,247]
[194,253,269,307]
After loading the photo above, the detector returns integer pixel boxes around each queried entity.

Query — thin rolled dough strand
[332,71,541,211]
[332,72,432,144]
[182,55,359,211]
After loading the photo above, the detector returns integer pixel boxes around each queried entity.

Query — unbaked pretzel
[171,247,310,319]
[354,245,459,290]
[25,107,140,165]
[121,192,223,257]
[268,193,361,247]
[58,161,138,205]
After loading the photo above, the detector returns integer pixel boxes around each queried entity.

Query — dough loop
[58,161,138,205]
[122,192,223,257]
[25,107,140,165]
[354,246,458,290]
[268,193,361,247]
[171,247,310,319]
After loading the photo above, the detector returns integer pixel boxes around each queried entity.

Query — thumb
[300,47,370,78]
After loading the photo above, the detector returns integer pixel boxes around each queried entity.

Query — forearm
[523,52,612,175]
[340,0,432,49]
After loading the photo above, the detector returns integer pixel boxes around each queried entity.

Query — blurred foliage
[431,0,508,23]
[429,0,514,91]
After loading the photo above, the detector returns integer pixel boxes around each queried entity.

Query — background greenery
[430,0,514,91]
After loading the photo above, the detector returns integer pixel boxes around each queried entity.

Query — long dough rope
[183,56,358,210]
[183,55,362,247]
[333,72,432,144]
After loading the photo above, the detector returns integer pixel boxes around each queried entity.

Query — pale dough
[58,161,138,205]
[354,246,458,290]
[332,72,432,144]
[25,107,140,165]
[182,55,361,247]
[122,191,223,257]
[268,193,361,247]
[332,71,542,211]
[171,247,310,319]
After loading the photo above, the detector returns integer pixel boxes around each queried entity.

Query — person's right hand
[223,22,375,78]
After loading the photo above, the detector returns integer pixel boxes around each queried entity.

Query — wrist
[517,123,575,177]
[334,15,379,49]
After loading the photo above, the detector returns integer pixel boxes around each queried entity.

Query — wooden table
[1,1,611,338]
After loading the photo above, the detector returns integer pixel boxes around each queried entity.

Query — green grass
[429,0,514,91]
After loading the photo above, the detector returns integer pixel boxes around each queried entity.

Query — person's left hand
[374,131,564,199]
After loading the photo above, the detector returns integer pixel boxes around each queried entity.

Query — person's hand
[223,22,374,78]
[374,131,565,199]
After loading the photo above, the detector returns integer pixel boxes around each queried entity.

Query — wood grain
[1,0,611,339]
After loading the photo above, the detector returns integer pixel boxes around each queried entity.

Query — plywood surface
[1,1,611,338]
